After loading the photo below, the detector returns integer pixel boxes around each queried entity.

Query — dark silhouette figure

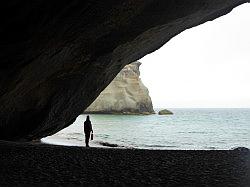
[84,115,93,147]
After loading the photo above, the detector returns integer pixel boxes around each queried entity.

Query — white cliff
[85,61,154,114]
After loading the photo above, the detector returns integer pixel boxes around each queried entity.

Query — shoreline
[0,141,249,186]
[42,136,250,150]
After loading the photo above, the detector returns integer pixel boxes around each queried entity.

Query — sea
[42,109,250,150]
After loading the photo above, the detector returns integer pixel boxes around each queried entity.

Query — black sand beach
[0,141,249,186]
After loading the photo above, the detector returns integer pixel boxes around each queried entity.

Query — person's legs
[85,133,90,147]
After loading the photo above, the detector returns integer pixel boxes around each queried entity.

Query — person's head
[86,115,90,121]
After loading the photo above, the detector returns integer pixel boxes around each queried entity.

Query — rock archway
[0,0,249,141]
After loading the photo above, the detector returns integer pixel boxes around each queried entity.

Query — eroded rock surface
[0,0,248,140]
[85,62,154,114]
[158,109,173,115]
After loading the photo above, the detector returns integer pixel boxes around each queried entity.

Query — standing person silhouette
[84,115,93,147]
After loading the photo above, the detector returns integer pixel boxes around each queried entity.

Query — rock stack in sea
[158,109,173,115]
[85,61,154,115]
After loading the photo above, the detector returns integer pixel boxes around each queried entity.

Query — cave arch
[0,0,249,141]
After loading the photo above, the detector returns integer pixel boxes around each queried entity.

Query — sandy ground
[0,141,249,186]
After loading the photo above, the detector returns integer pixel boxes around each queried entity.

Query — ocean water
[42,109,250,150]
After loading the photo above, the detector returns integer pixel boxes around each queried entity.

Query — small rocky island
[85,61,154,115]
[158,109,173,115]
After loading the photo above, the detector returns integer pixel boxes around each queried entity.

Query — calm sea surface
[42,109,250,150]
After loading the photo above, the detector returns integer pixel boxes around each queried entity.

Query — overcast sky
[140,4,250,108]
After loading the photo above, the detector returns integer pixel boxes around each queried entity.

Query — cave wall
[0,0,249,140]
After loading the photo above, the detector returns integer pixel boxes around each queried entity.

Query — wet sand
[0,141,249,186]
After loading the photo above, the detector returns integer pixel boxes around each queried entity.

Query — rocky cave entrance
[0,1,249,141]
[42,4,250,148]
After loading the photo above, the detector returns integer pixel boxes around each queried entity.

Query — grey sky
[140,4,250,108]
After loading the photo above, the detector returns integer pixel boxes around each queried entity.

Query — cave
[0,0,249,141]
